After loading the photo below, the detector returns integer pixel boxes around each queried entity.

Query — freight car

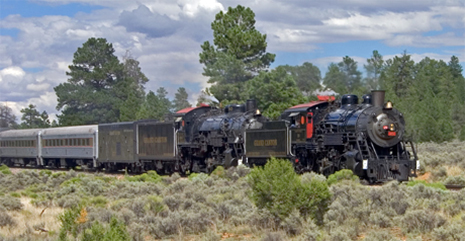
[98,120,176,174]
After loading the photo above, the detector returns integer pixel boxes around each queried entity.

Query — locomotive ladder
[356,137,372,159]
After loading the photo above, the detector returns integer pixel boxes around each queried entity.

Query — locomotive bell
[384,101,393,110]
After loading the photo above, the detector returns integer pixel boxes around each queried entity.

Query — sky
[0,0,464,123]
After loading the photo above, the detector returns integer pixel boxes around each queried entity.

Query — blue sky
[0,0,464,122]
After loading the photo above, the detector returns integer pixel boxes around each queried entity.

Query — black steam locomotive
[0,90,417,182]
[245,90,418,182]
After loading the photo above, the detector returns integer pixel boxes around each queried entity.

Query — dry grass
[0,197,63,239]
[416,140,465,182]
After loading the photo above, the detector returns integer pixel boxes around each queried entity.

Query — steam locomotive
[247,90,418,182]
[0,90,418,182]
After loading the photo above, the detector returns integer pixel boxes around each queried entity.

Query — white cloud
[26,83,51,92]
[179,0,224,17]
[0,66,26,81]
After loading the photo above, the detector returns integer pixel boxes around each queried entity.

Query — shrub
[0,212,16,227]
[400,209,446,233]
[162,172,181,185]
[88,196,109,208]
[326,169,359,186]
[406,180,446,190]
[0,164,12,175]
[261,232,285,241]
[444,176,465,186]
[362,229,397,241]
[247,158,331,223]
[101,216,131,241]
[280,209,304,236]
[81,217,130,241]
[144,195,166,214]
[296,218,319,241]
[10,192,21,198]
[125,170,161,183]
[0,195,23,211]
[202,228,221,241]
[211,166,226,178]
[58,205,83,240]
[432,221,465,241]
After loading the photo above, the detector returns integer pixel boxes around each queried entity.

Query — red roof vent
[317,95,335,101]
[176,104,210,114]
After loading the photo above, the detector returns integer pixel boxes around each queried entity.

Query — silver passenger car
[0,129,42,166]
[41,125,98,168]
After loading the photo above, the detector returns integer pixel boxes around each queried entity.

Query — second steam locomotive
[0,90,418,182]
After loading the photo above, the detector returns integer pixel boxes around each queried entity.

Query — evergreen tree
[281,62,322,97]
[172,87,191,111]
[323,63,346,95]
[19,104,50,128]
[380,51,415,99]
[55,38,124,125]
[323,56,363,96]
[136,87,172,120]
[199,5,275,103]
[246,66,306,119]
[364,50,385,90]
[117,56,147,121]
[338,56,364,94]
[0,105,17,128]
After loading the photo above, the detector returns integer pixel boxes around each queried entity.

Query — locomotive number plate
[388,131,396,136]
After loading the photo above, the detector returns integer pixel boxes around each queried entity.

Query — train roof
[283,101,330,113]
[41,125,97,136]
[0,128,42,138]
[175,104,211,116]
[98,121,135,127]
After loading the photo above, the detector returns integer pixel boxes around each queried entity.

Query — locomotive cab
[174,104,212,143]
[279,98,335,172]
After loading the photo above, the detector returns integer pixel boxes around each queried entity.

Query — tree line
[0,5,463,143]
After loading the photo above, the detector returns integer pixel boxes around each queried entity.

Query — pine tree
[172,87,191,111]
[55,38,124,125]
[199,5,275,103]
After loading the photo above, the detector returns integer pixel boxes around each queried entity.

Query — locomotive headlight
[390,123,395,131]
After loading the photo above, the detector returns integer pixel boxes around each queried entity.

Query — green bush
[125,170,161,183]
[406,180,446,190]
[326,169,359,186]
[0,165,12,175]
[81,217,130,241]
[58,205,83,240]
[88,196,109,208]
[211,166,226,178]
[247,158,331,223]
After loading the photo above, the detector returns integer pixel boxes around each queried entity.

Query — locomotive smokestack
[371,90,385,107]
[246,99,257,112]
